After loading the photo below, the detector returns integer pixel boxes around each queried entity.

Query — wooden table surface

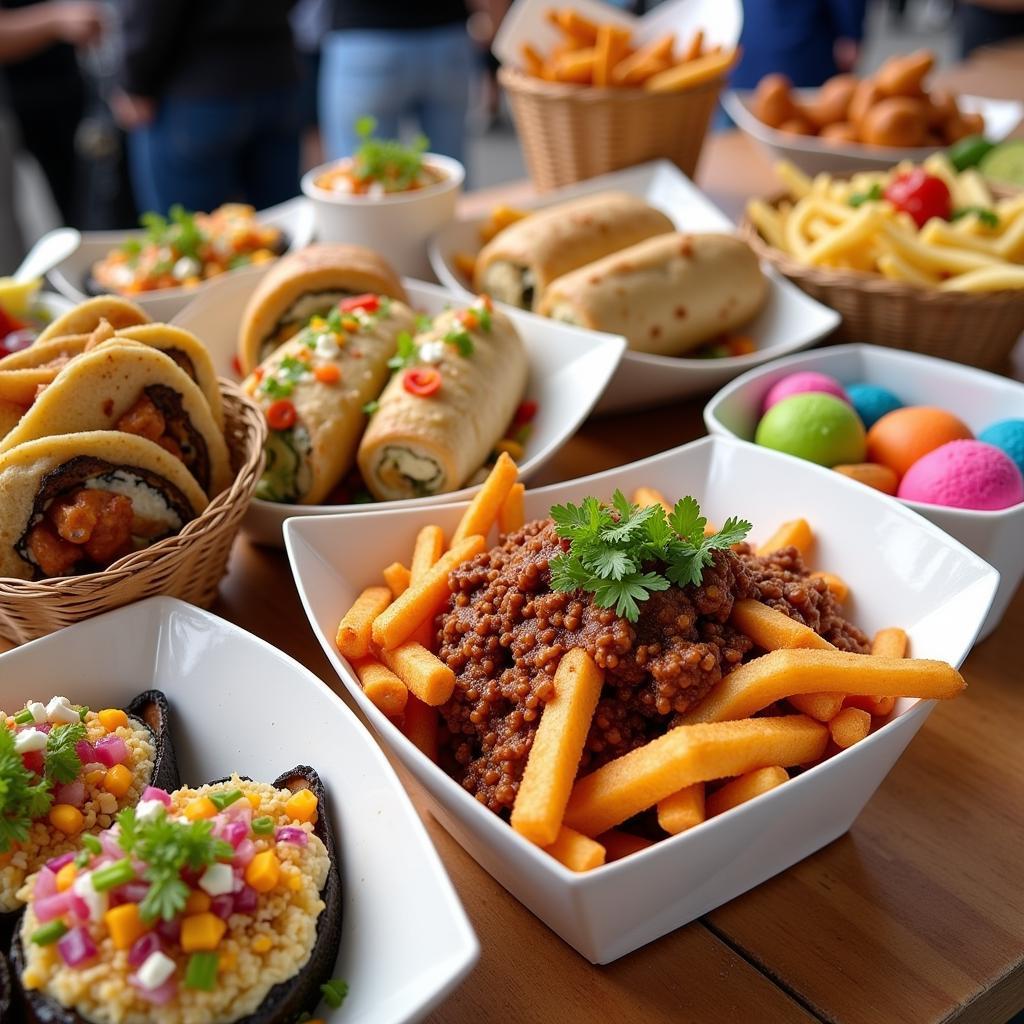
[213,45,1024,1024]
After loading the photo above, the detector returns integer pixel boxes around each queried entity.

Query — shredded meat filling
[435,519,869,815]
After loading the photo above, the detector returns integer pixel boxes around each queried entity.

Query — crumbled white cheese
[73,873,108,921]
[134,799,166,823]
[27,702,47,724]
[46,696,80,725]
[13,728,47,754]
[417,340,446,365]
[172,256,201,280]
[198,862,234,897]
[136,951,176,989]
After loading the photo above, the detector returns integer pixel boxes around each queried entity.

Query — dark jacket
[120,0,299,99]
[328,0,467,32]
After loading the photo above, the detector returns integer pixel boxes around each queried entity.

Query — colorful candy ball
[978,419,1024,478]
[845,383,904,429]
[755,393,867,466]
[866,406,973,478]
[897,440,1024,510]
[762,371,849,413]
[833,462,899,495]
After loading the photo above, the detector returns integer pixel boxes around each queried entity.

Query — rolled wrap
[474,191,674,312]
[246,296,417,504]
[238,244,408,374]
[358,300,528,501]
[539,232,770,356]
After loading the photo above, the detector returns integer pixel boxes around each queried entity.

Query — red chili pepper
[512,399,538,426]
[231,354,243,377]
[403,366,442,397]
[339,293,380,314]
[266,398,297,430]
[883,170,951,229]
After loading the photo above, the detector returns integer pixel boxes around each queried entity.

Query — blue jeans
[319,25,472,166]
[128,90,301,215]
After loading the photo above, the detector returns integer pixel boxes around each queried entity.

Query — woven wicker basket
[740,197,1024,370]
[0,379,266,646]
[499,67,724,191]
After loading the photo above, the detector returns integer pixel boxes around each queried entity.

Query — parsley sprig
[133,204,205,260]
[387,331,418,371]
[117,805,233,922]
[548,492,751,622]
[44,722,86,784]
[352,116,428,193]
[0,726,53,852]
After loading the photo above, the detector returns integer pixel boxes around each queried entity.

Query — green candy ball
[755,392,867,466]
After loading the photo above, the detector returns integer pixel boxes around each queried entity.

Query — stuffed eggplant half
[1,692,178,935]
[12,766,342,1024]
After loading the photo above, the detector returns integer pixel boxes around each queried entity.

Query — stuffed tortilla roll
[0,341,231,496]
[0,430,208,580]
[35,295,150,343]
[539,232,770,356]
[0,334,90,404]
[473,192,674,312]
[246,294,417,504]
[358,298,528,501]
[238,244,408,374]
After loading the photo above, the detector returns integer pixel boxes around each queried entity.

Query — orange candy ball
[866,407,973,478]
[833,462,900,494]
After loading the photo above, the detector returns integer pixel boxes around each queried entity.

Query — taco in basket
[0,430,208,580]
[0,335,91,405]
[238,243,408,374]
[34,295,150,343]
[0,342,231,497]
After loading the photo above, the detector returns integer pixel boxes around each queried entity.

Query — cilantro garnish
[362,399,379,415]
[415,313,433,333]
[117,805,233,922]
[387,331,418,371]
[848,183,883,208]
[444,325,474,357]
[951,206,999,228]
[325,306,344,332]
[137,204,205,260]
[477,305,492,332]
[260,355,309,398]
[321,979,349,1009]
[0,726,53,852]
[352,116,428,193]
[44,722,86,784]
[548,492,752,622]
[261,376,293,399]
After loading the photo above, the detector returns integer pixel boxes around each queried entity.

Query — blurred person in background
[958,0,1024,55]
[0,0,105,271]
[112,0,302,215]
[319,0,473,165]
[731,0,868,88]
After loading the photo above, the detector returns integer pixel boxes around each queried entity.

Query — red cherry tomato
[512,399,538,426]
[403,366,442,397]
[339,293,379,314]
[883,169,951,228]
[22,750,44,776]
[266,398,297,430]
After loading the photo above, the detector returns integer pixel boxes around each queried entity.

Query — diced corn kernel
[184,797,217,821]
[49,804,84,835]
[103,763,133,797]
[245,793,261,811]
[97,708,128,732]
[180,912,227,952]
[104,903,147,950]
[284,789,318,823]
[251,935,273,954]
[55,862,77,892]
[244,850,281,893]
[85,770,105,786]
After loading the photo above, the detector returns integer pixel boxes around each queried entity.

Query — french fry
[877,251,940,287]
[522,42,545,78]
[554,47,597,84]
[336,585,392,659]
[804,206,885,265]
[757,518,813,557]
[564,716,827,837]
[402,695,439,762]
[730,598,833,652]
[354,658,408,718]
[498,481,526,535]
[920,218,1002,256]
[707,766,788,817]
[597,830,655,861]
[872,627,908,659]
[939,265,1024,291]
[452,451,518,545]
[656,783,705,835]
[512,649,604,847]
[409,524,445,647]
[746,199,788,251]
[676,648,964,725]
[644,46,739,94]
[382,561,410,599]
[610,34,675,86]
[810,571,849,603]
[379,641,455,707]
[775,161,813,200]
[681,28,704,62]
[543,825,606,872]
[829,707,871,749]
[553,8,600,45]
[788,693,845,722]
[594,24,631,88]
[880,221,1000,274]
[371,535,485,650]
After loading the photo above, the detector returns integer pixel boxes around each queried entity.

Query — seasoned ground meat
[436,519,869,815]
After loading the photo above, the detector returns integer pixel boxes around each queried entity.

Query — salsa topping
[403,366,442,397]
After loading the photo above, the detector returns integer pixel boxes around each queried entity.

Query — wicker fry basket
[0,379,267,646]
[499,66,724,191]
[740,198,1024,371]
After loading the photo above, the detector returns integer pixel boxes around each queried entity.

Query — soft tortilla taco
[238,243,408,374]
[0,430,208,580]
[0,341,231,496]
[0,334,91,405]
[34,294,150,343]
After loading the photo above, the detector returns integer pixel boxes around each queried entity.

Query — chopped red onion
[53,779,86,808]
[68,892,91,922]
[233,838,256,867]
[93,735,128,767]
[34,891,72,923]
[75,739,95,764]
[129,975,177,1005]
[44,851,76,873]
[141,786,171,806]
[155,917,181,943]
[274,826,308,846]
[233,885,258,914]
[109,881,150,907]
[210,894,234,920]
[57,926,97,967]
[128,932,162,968]
[34,867,58,900]
[222,821,249,848]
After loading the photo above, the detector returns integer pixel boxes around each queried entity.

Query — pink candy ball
[897,440,1024,511]
[763,372,849,413]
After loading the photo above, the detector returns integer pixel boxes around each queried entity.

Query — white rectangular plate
[0,597,479,1023]
[428,160,840,413]
[285,435,997,963]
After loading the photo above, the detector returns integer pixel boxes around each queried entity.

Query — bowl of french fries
[284,436,997,964]
[742,156,1024,369]
[492,0,741,190]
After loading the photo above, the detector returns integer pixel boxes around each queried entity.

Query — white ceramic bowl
[703,344,1024,640]
[284,435,997,964]
[302,155,464,279]
[47,197,315,322]
[172,273,625,547]
[723,89,1024,177]
[428,160,840,414]
[0,596,478,1023]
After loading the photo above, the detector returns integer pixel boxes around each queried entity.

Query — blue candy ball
[978,419,1024,477]
[846,382,904,429]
